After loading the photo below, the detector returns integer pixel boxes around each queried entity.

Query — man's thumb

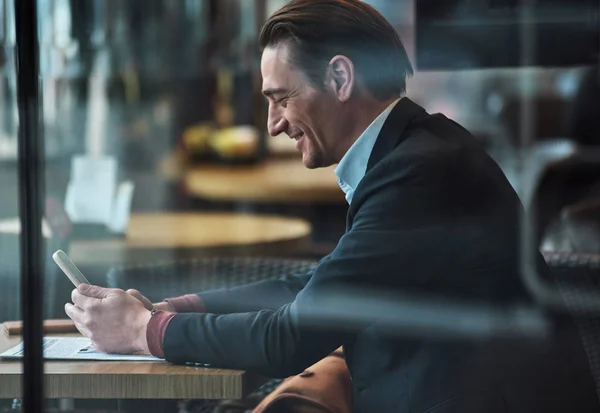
[77,284,110,299]
[127,289,153,310]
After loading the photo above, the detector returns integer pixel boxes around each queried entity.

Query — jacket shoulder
[351,115,512,213]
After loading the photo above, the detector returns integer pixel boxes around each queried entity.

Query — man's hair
[259,0,413,101]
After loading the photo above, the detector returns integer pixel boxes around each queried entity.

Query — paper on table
[0,337,163,362]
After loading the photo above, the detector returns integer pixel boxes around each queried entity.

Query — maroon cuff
[164,294,206,313]
[146,311,176,359]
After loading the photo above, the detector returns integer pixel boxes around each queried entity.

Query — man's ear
[326,55,355,102]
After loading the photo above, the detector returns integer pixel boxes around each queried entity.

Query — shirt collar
[335,98,401,204]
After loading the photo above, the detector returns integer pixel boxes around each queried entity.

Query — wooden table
[68,213,312,266]
[0,328,265,399]
[184,158,344,204]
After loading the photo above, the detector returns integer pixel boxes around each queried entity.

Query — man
[66,1,599,412]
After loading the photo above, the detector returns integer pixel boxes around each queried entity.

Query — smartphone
[52,250,90,287]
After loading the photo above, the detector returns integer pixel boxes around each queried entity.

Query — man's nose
[267,106,288,137]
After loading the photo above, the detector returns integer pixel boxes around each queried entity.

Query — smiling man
[261,40,407,172]
[66,1,599,412]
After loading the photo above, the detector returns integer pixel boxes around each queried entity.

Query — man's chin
[301,153,329,169]
[301,153,318,169]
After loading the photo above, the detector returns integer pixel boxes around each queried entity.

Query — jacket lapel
[345,98,428,231]
[366,97,428,174]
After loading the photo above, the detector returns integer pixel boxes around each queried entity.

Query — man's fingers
[77,284,111,299]
[73,285,122,309]
[73,322,90,338]
[65,304,92,338]
[64,303,85,324]
[127,289,143,300]
[127,289,153,310]
[71,288,97,310]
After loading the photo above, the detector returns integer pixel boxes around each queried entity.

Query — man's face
[261,43,342,169]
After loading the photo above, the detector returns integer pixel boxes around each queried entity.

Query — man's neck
[334,97,399,163]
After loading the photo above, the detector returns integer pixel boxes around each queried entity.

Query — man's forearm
[164,294,205,313]
[197,272,314,314]
[147,271,317,357]
[162,271,314,315]
[158,303,343,378]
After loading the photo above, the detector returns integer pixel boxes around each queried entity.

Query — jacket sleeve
[162,155,462,377]
[195,269,317,314]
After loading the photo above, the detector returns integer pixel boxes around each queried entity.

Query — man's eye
[276,98,288,108]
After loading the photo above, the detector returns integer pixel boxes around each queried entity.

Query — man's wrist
[164,294,205,313]
[145,309,177,358]
[136,309,152,354]
[153,301,174,312]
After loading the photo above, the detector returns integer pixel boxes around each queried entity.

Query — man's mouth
[289,132,304,141]
[293,133,306,151]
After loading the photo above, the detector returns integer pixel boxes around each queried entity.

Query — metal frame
[14,0,45,412]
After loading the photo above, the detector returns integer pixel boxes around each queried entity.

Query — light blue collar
[334,99,400,204]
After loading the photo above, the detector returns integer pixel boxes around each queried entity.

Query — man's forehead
[261,44,300,92]
[261,44,293,71]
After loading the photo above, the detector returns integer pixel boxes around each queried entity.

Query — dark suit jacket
[163,98,599,412]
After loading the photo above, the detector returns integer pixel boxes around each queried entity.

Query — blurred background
[1,0,599,340]
[0,0,599,411]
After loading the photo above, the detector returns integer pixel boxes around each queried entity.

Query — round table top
[184,158,345,204]
[69,212,312,266]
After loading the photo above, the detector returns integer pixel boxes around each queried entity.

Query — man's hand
[126,289,174,312]
[65,284,151,354]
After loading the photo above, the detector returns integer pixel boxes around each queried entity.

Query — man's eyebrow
[262,88,287,98]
